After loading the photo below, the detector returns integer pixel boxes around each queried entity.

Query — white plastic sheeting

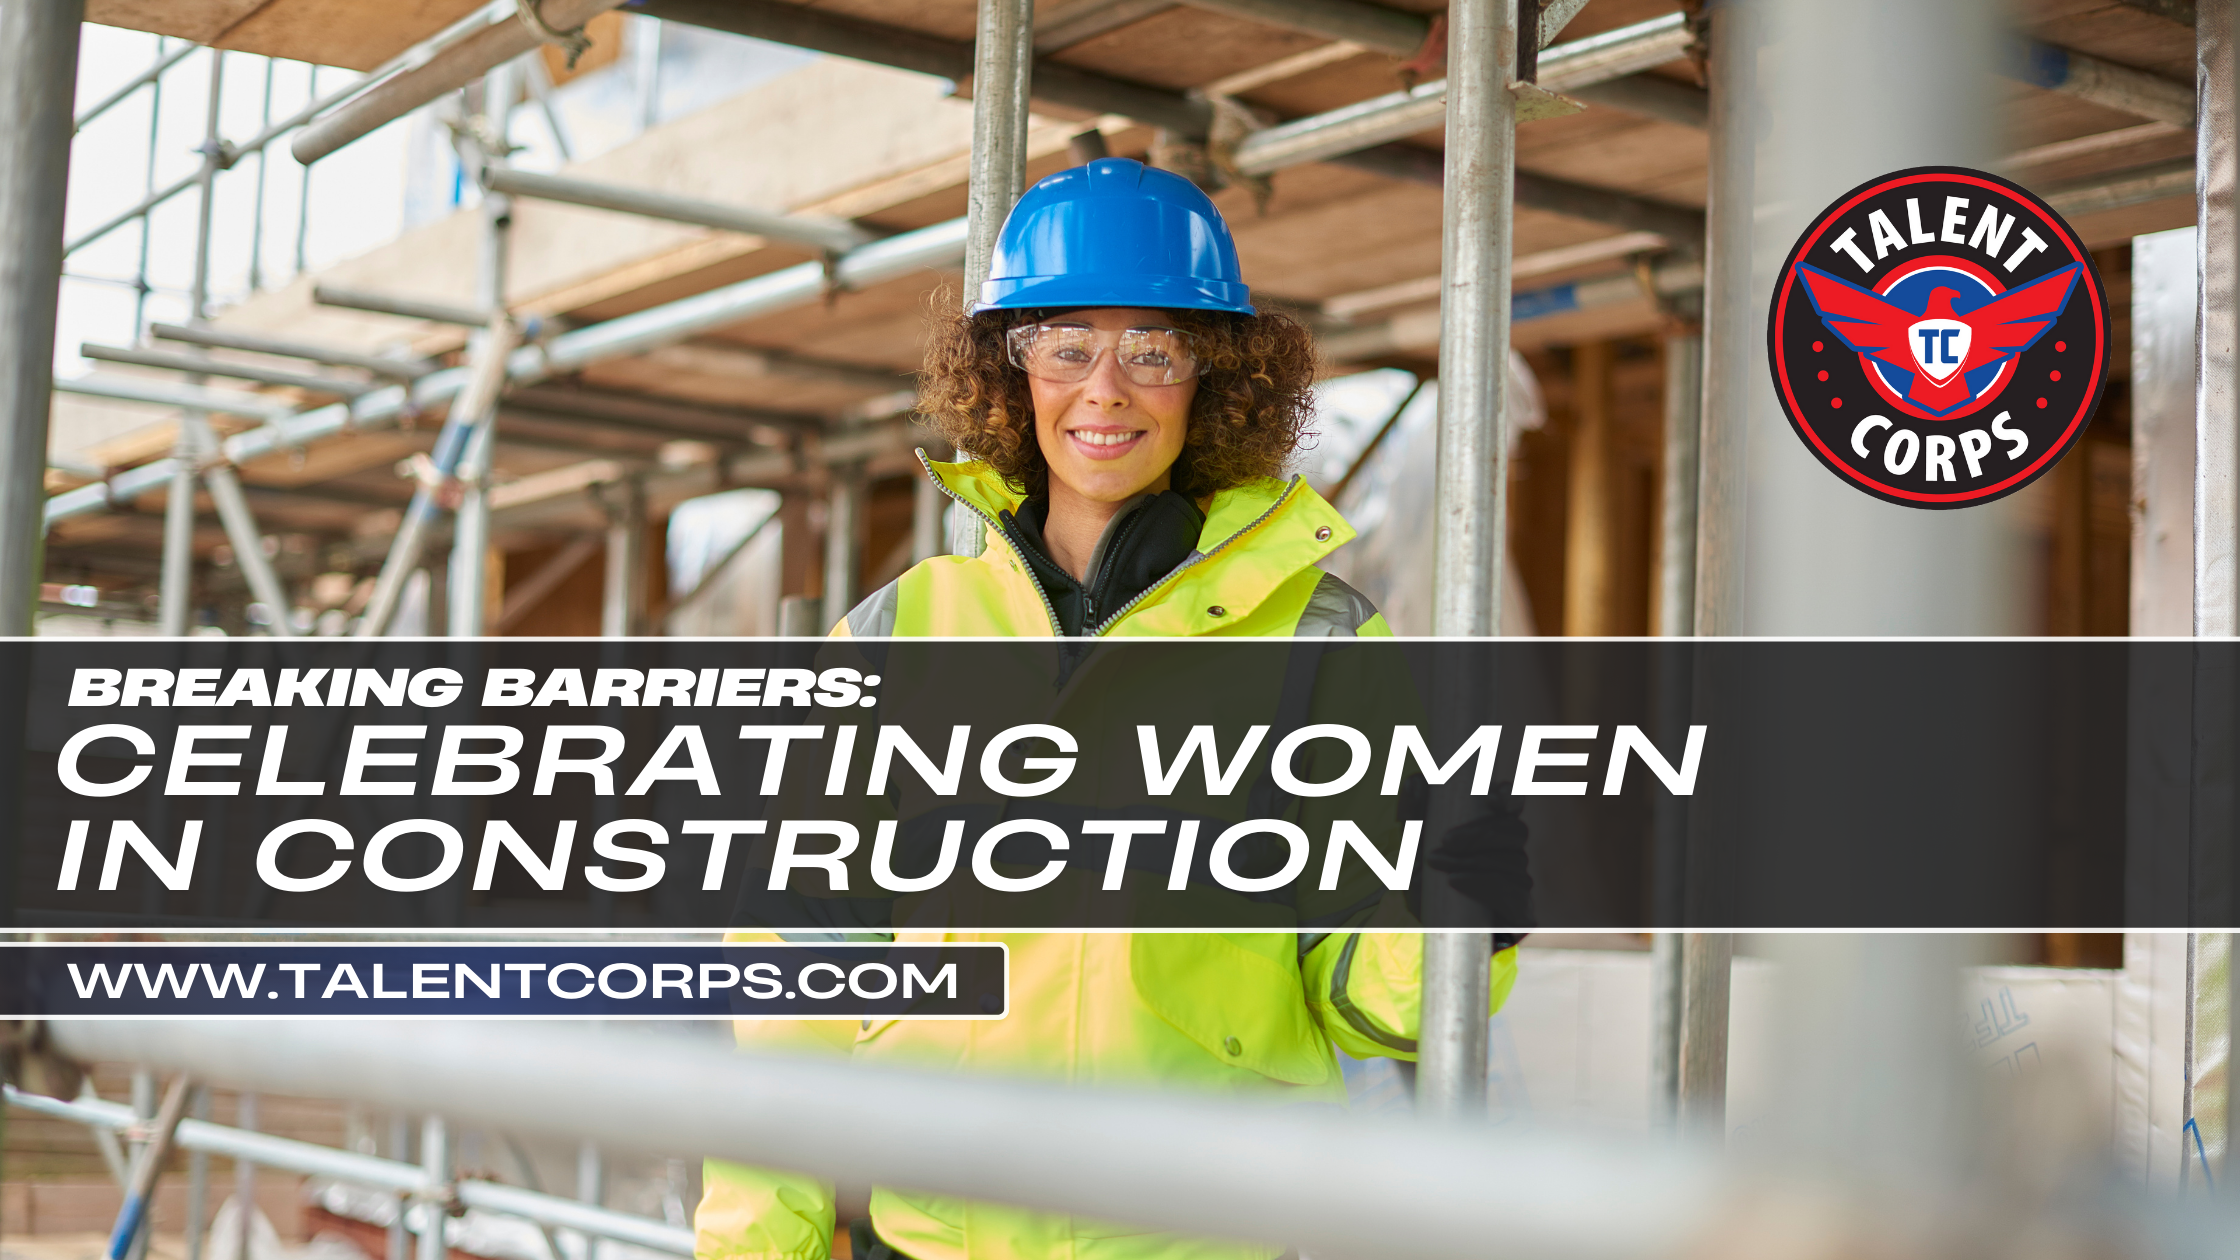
[665,488,782,636]
[1319,354,1547,636]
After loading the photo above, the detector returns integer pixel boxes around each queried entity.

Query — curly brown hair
[916,295,1319,499]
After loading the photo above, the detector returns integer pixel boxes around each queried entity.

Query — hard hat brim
[974,273,1255,317]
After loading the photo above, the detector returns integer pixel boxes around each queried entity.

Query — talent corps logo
[1767,167,2108,508]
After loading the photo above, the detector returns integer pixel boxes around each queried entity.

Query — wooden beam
[1563,340,1615,637]
[495,533,602,633]
[638,0,1213,135]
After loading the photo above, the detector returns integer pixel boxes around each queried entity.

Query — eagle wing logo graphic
[1794,261,2083,413]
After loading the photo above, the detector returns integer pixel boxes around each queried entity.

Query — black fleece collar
[999,491,1206,636]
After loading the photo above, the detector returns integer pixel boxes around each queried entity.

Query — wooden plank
[1050,5,1335,93]
[212,0,490,70]
[85,0,269,47]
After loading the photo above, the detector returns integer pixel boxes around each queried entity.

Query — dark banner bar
[0,638,2223,928]
[0,942,1006,1017]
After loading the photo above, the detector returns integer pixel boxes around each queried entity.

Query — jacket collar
[919,451,1355,632]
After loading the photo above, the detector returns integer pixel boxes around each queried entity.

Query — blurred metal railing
[20,934,2229,1260]
[35,1017,1723,1260]
[7,1085,696,1255]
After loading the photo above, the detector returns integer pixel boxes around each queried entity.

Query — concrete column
[1743,0,2022,634]
[0,0,86,632]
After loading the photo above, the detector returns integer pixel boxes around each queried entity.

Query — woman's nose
[1079,348,1131,406]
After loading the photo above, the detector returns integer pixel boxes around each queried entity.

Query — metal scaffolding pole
[75,38,197,132]
[51,219,967,532]
[0,0,84,633]
[1418,935,1491,1119]
[184,416,298,637]
[358,314,520,637]
[822,466,862,632]
[451,63,518,639]
[8,1089,694,1255]
[1428,0,1516,639]
[484,167,875,254]
[601,478,647,638]
[1692,1,1755,636]
[45,1019,1727,1260]
[2198,0,2238,635]
[963,0,1035,301]
[577,1140,606,1260]
[233,1093,259,1260]
[1649,935,1682,1129]
[417,1115,448,1260]
[1675,934,1733,1143]
[1419,0,1518,1118]
[185,1088,211,1260]
[449,403,498,638]
[291,0,631,166]
[127,1069,154,1260]
[132,40,165,341]
[159,444,199,636]
[1658,329,1704,638]
[150,323,435,379]
[912,468,947,563]
[162,52,232,637]
[386,1113,410,1260]
[1747,0,2016,633]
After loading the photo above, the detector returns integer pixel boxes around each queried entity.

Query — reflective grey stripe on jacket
[1294,571,1379,637]
[847,580,903,637]
[844,568,1379,637]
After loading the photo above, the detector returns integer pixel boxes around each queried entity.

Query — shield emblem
[1908,318,1971,383]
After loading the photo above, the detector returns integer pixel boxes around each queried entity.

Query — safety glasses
[1005,322,1200,386]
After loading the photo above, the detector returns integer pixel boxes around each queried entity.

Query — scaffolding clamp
[516,0,594,71]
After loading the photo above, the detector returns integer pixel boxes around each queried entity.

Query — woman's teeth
[1074,430,1140,446]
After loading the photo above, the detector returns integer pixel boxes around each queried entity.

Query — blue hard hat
[975,157,1255,316]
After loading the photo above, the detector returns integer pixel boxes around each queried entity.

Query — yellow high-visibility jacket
[833,456,1392,639]
[696,456,1518,1260]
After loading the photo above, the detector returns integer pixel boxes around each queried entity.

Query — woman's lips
[1066,428,1146,460]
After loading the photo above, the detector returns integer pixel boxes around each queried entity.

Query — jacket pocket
[1129,933,1332,1086]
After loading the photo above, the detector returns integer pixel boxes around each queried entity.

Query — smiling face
[1026,307,1197,506]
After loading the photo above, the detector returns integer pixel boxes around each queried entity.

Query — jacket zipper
[1087,476,1304,637]
[918,451,1065,637]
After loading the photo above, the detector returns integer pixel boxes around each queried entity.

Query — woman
[834,156,1386,640]
[697,158,1518,1260]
